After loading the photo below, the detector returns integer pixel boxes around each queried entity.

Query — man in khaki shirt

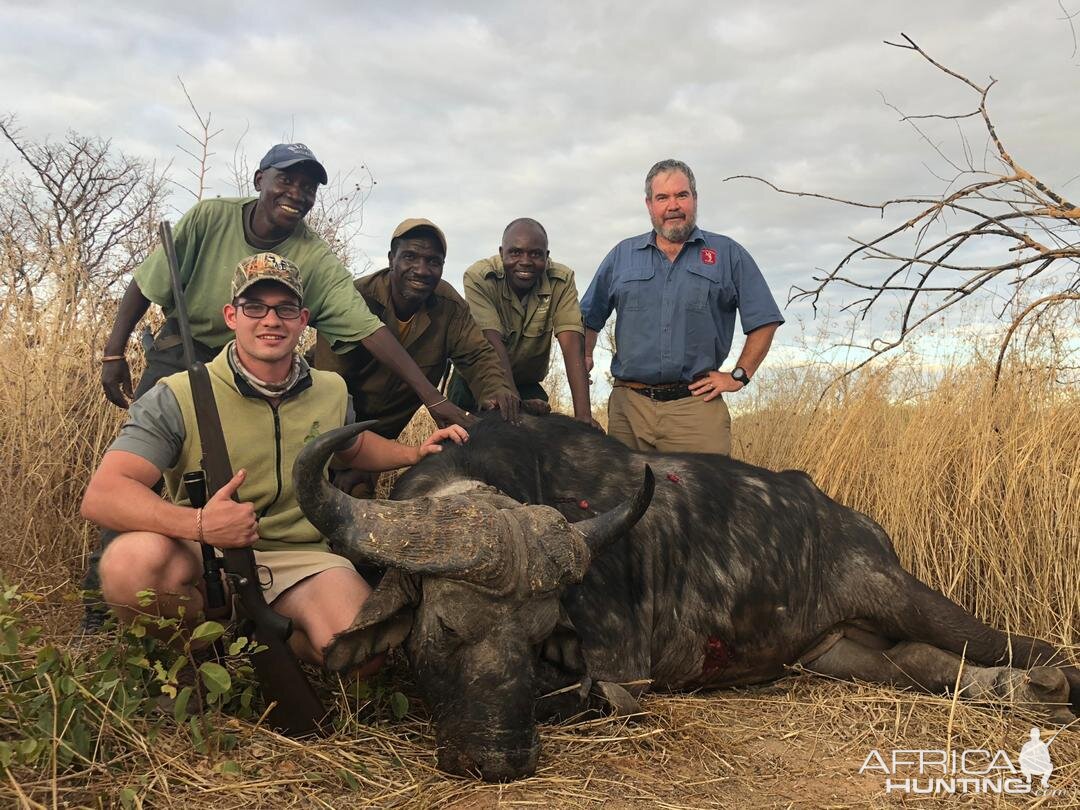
[315,218,518,442]
[448,218,592,423]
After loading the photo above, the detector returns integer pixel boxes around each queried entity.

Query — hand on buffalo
[521,398,551,416]
[332,468,379,498]
[428,398,475,429]
[688,370,743,402]
[483,391,522,424]
[102,358,135,409]
[199,469,259,548]
[418,425,469,459]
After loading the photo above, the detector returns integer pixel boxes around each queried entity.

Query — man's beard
[656,215,696,243]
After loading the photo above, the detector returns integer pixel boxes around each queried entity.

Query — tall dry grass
[0,266,130,594]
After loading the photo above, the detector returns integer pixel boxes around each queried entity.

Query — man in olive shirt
[100,143,468,430]
[314,218,518,443]
[449,218,592,423]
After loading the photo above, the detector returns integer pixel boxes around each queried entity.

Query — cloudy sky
[2,1,1078,370]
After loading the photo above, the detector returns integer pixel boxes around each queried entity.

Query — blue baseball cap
[258,143,328,185]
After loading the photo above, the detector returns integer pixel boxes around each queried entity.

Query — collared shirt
[580,228,784,384]
[463,256,584,386]
[134,198,382,351]
[313,268,514,438]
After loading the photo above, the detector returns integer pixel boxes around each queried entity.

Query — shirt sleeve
[731,242,785,333]
[462,260,505,332]
[107,384,186,471]
[132,202,205,307]
[446,299,515,401]
[549,265,585,336]
[580,247,617,332]
[303,250,384,353]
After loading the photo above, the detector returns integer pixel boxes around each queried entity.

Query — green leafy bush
[0,583,263,771]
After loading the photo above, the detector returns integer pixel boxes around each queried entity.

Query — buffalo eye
[436,614,459,638]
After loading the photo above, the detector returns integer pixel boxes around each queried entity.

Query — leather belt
[614,379,694,402]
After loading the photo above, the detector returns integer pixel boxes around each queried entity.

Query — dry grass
[1,272,1078,808]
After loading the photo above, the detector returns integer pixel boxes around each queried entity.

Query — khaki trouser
[607,385,731,455]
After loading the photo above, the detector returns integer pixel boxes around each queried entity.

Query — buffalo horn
[573,465,654,556]
[293,422,503,573]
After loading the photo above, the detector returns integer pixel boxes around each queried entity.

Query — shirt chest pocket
[617,265,655,311]
[522,300,551,338]
[685,263,734,312]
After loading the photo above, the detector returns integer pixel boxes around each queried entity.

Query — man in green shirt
[448,218,592,423]
[314,218,518,444]
[100,143,468,429]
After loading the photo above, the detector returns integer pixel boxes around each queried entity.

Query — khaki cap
[392,218,447,255]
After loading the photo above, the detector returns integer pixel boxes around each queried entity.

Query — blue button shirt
[581,228,783,384]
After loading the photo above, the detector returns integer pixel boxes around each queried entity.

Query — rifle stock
[159,221,327,736]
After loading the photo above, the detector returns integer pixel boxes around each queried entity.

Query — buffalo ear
[323,571,418,672]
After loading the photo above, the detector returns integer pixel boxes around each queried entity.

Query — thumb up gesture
[199,469,259,548]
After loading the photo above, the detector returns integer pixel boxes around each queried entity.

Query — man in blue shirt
[581,159,783,454]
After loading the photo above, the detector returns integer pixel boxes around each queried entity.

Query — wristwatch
[731,367,750,387]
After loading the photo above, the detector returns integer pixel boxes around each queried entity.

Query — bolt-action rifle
[159,221,327,736]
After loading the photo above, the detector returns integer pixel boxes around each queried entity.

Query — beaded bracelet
[195,508,204,543]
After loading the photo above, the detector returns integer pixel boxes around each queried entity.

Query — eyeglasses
[236,301,303,320]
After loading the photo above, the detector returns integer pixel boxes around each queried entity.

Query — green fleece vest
[161,346,347,552]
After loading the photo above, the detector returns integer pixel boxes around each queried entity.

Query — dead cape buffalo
[294,413,1079,782]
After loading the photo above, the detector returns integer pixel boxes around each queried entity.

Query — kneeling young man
[81,253,465,669]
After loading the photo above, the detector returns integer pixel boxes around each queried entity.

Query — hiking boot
[79,603,110,635]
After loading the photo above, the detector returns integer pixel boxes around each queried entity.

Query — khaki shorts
[252,549,357,604]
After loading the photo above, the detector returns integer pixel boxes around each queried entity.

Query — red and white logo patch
[700,248,717,265]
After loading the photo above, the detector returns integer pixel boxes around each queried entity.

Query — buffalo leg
[534,661,644,721]
[535,660,592,722]
[867,570,1080,714]
[806,637,1076,724]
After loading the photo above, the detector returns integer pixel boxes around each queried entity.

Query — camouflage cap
[232,252,304,302]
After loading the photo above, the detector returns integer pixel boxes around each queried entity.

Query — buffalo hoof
[593,680,642,716]
[536,676,593,722]
[995,667,1076,725]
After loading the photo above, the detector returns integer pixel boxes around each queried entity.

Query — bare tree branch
[993,292,1080,386]
[173,77,222,201]
[727,34,1080,399]
[0,114,169,300]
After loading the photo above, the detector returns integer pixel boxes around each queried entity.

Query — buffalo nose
[438,739,539,782]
